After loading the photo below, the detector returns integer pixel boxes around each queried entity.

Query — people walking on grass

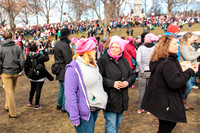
[136,33,158,114]
[53,28,72,112]
[97,35,136,133]
[65,38,107,133]
[1,31,24,118]
[141,35,197,133]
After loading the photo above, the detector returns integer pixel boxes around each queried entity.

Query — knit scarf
[107,49,122,61]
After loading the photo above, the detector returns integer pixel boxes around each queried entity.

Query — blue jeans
[103,111,123,133]
[57,81,65,110]
[183,76,195,99]
[74,111,98,133]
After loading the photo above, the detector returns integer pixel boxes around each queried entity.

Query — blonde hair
[73,51,96,65]
[150,35,176,62]
[180,32,194,49]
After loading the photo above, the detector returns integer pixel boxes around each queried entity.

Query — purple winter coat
[64,59,90,125]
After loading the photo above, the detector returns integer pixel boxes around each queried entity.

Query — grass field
[0,24,200,133]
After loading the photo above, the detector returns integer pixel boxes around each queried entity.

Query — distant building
[132,0,144,17]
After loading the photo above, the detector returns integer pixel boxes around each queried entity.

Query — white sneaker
[192,85,199,89]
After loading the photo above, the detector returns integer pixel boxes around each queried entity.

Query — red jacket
[124,43,136,70]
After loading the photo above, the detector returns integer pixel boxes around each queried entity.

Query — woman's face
[168,38,179,54]
[188,35,195,44]
[89,49,96,62]
[110,43,121,56]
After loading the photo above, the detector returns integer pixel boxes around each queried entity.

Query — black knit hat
[60,28,71,40]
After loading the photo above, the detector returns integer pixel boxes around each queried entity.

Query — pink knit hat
[145,33,159,43]
[72,37,78,44]
[76,38,96,54]
[109,35,129,52]
[127,37,134,44]
[88,37,98,45]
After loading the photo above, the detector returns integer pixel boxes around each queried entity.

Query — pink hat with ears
[72,37,78,44]
[145,33,159,43]
[76,38,96,54]
[109,35,129,52]
[88,37,98,45]
[127,37,134,44]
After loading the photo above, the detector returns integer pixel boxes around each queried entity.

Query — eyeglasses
[110,46,121,49]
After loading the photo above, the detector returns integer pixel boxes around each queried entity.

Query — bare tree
[41,0,56,24]
[0,8,7,26]
[109,0,125,19]
[0,0,26,33]
[57,0,65,22]
[18,0,31,24]
[29,0,43,25]
[69,0,89,21]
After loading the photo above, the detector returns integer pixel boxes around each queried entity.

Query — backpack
[24,52,42,80]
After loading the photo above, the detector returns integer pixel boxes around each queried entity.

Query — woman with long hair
[141,35,197,133]
[65,38,108,133]
[179,32,200,110]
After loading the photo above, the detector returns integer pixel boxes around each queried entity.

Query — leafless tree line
[0,0,199,34]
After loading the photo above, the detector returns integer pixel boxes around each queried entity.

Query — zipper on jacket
[74,68,91,121]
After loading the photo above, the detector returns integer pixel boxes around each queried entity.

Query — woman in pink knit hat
[97,35,136,133]
[65,38,108,133]
[136,33,158,114]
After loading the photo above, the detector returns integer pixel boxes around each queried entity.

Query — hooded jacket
[64,60,90,125]
[141,56,194,123]
[1,39,24,75]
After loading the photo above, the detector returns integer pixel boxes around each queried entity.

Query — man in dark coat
[53,28,72,112]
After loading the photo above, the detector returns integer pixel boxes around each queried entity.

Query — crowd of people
[0,15,200,133]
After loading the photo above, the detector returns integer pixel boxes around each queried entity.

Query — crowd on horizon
[0,14,200,133]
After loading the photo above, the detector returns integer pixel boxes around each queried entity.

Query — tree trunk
[60,4,63,22]
[168,0,173,18]
[8,9,15,34]
[103,0,108,37]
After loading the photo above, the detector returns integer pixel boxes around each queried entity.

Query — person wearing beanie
[124,37,137,70]
[53,28,72,112]
[136,33,158,114]
[97,35,136,133]
[135,32,149,50]
[164,24,180,60]
[65,38,108,133]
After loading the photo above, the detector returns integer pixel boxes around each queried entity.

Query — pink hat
[76,38,96,54]
[136,38,141,43]
[88,37,98,45]
[72,37,78,44]
[145,33,159,43]
[127,37,134,44]
[109,35,129,52]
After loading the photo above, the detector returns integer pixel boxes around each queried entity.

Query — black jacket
[1,39,24,74]
[97,54,136,113]
[141,56,194,123]
[25,50,49,80]
[54,39,72,81]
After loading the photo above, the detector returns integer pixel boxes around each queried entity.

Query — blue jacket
[164,32,180,61]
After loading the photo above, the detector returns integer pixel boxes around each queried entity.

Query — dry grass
[0,24,200,133]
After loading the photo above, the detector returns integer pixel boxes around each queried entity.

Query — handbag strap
[125,47,132,58]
